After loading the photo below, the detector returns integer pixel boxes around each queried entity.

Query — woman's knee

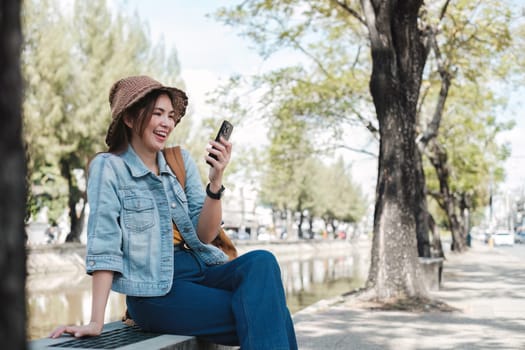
[244,249,278,264]
[241,250,281,274]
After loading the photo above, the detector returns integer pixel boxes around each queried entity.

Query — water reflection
[280,248,368,313]
[26,273,127,340]
[27,246,368,340]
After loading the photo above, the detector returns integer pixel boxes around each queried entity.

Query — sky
[118,0,306,146]
[117,0,524,197]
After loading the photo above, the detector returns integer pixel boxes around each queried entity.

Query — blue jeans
[126,248,297,350]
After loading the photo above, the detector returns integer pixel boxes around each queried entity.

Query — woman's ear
[123,114,133,129]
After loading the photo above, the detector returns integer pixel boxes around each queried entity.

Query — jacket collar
[120,145,172,178]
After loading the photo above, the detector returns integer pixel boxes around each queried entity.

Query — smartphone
[207,120,234,166]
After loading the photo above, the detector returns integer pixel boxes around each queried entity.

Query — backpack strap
[163,146,186,188]
[163,146,238,260]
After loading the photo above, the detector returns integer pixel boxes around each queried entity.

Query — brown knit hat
[105,75,188,147]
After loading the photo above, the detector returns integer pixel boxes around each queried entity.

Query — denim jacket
[85,145,228,297]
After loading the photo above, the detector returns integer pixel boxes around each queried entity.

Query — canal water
[26,240,370,340]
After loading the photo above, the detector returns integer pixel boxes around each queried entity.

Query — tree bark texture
[297,210,305,239]
[428,141,466,252]
[416,28,452,257]
[61,156,86,242]
[428,213,445,258]
[362,0,427,298]
[0,0,27,348]
[413,151,431,257]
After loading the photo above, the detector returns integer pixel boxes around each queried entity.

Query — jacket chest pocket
[122,196,156,231]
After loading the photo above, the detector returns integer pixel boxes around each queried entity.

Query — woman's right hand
[49,321,103,339]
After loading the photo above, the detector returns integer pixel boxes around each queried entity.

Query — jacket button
[89,261,95,266]
[171,203,176,208]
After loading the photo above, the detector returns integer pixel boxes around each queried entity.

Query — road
[294,240,525,349]
[493,241,525,259]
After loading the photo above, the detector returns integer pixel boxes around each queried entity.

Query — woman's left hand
[205,136,232,183]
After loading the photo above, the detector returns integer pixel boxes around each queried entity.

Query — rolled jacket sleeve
[85,154,124,275]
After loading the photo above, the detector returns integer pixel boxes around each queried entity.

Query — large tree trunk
[414,152,431,257]
[307,215,314,239]
[297,210,305,239]
[428,213,445,258]
[66,200,86,242]
[61,156,86,242]
[459,193,472,244]
[428,141,466,252]
[416,27,453,257]
[362,0,427,299]
[0,0,27,347]
[296,194,305,239]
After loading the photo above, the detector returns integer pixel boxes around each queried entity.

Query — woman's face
[127,93,178,153]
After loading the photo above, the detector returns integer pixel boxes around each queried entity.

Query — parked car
[237,230,251,240]
[257,232,273,241]
[492,230,514,246]
[515,230,525,244]
[224,228,251,240]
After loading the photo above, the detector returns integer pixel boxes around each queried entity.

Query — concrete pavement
[293,242,525,349]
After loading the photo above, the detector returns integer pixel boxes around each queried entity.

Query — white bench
[419,257,444,291]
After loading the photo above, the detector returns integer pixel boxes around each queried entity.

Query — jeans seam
[237,265,254,350]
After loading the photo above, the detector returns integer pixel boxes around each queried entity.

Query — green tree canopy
[22,0,188,239]
[212,0,522,299]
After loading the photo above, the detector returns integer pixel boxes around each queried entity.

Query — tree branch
[439,0,452,21]
[331,0,366,26]
[417,26,452,147]
[272,15,333,77]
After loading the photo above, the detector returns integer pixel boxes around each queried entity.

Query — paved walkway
[293,242,525,349]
